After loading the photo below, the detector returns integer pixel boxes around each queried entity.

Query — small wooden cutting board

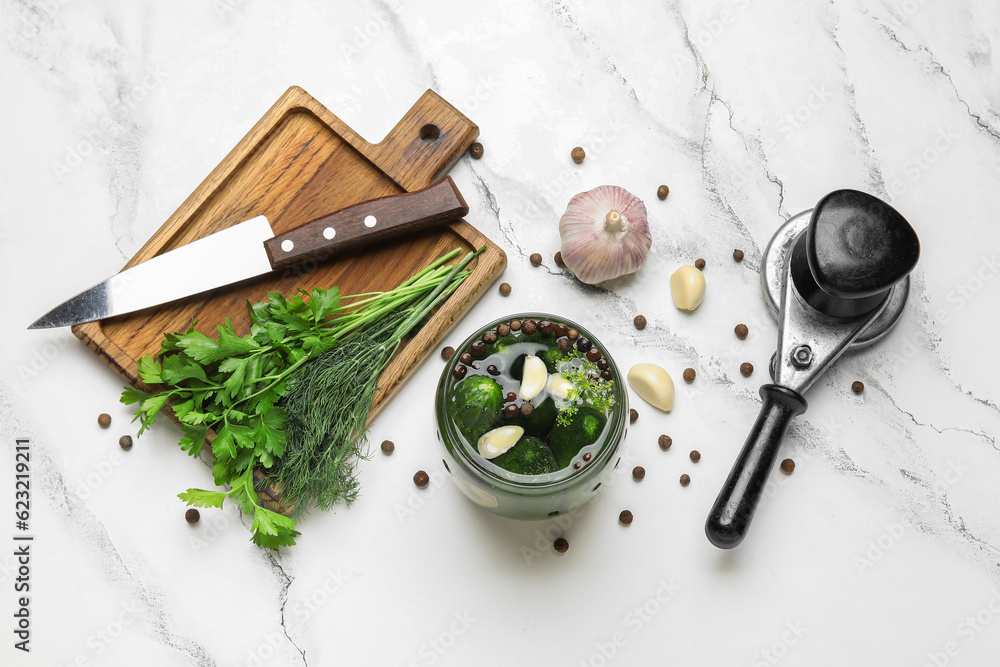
[72,86,506,510]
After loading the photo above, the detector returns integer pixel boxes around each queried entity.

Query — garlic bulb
[559,185,652,284]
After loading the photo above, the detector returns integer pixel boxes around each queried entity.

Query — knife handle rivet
[281,239,294,252]
[323,227,336,240]
[364,215,377,228]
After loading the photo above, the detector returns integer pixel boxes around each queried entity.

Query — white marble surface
[2,0,999,665]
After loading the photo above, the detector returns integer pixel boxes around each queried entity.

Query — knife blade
[29,177,469,329]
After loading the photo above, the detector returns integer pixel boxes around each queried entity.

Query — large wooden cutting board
[72,86,506,511]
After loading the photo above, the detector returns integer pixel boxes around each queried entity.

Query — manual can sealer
[705,190,920,549]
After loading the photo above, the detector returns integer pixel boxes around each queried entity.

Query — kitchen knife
[29,177,469,329]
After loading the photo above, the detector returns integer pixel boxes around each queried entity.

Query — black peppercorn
[657,185,669,200]
[740,362,754,377]
[573,461,582,470]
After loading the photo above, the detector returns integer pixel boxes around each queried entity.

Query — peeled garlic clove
[478,425,525,459]
[546,372,575,401]
[671,265,706,311]
[627,363,675,412]
[519,355,547,401]
[559,185,652,284]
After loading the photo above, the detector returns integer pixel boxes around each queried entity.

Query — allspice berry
[852,381,865,394]
[381,440,395,455]
[554,537,569,553]
[740,362,754,377]
[657,184,670,200]
[413,470,430,488]
[98,413,112,428]
[629,408,638,423]
[781,458,795,474]
[529,253,542,266]
[118,435,133,451]
[441,346,454,361]
[619,510,634,526]
[633,315,647,330]
[499,282,512,296]
[469,142,484,159]
[679,474,691,487]
[632,466,645,481]
[733,249,745,262]
[689,450,701,463]
[683,368,696,383]
[554,251,565,267]
[571,146,586,163]
[185,509,200,524]
[695,258,706,270]
[734,323,749,340]
[658,434,672,450]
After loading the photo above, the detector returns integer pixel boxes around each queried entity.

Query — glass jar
[435,313,628,520]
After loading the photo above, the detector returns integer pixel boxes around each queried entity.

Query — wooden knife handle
[263,177,469,271]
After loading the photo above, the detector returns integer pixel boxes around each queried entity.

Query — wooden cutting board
[72,86,506,511]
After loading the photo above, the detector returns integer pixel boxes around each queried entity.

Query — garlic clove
[671,265,706,311]
[546,372,575,401]
[478,425,525,459]
[519,355,547,401]
[559,185,652,285]
[627,363,675,412]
